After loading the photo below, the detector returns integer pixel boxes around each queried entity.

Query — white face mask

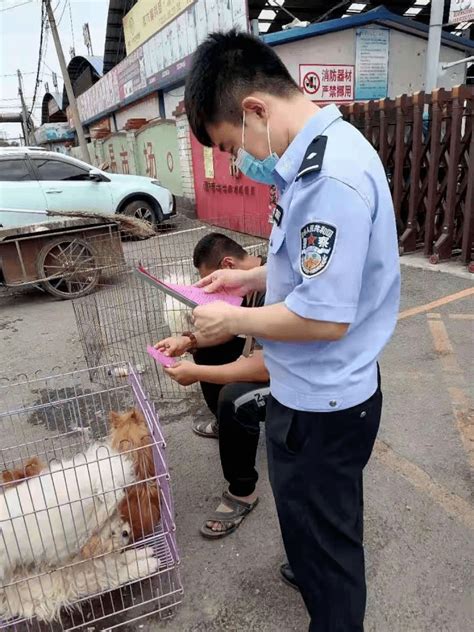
[235,111,279,185]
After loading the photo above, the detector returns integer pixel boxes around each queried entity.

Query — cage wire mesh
[0,364,182,631]
[74,215,269,401]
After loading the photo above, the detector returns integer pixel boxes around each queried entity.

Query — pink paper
[147,346,178,368]
[163,280,243,307]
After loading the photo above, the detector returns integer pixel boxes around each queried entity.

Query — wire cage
[74,216,269,400]
[0,364,182,631]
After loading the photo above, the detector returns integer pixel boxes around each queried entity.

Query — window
[0,159,32,182]
[33,159,90,181]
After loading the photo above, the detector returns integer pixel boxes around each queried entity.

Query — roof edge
[263,5,474,52]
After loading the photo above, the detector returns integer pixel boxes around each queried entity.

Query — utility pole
[424,0,444,94]
[17,70,34,145]
[43,0,90,162]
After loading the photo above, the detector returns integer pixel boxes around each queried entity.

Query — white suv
[0,147,176,229]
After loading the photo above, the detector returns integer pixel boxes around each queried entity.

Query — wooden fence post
[432,86,464,261]
[400,91,425,252]
[460,87,473,267]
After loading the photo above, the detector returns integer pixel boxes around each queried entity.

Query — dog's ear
[132,409,144,423]
[109,411,121,427]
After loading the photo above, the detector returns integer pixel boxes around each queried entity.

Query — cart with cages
[0,363,182,630]
[0,217,124,300]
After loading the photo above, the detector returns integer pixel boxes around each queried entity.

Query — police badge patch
[300,222,337,277]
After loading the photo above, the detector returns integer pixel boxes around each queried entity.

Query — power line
[0,0,33,12]
[0,105,42,109]
[1,71,55,77]
[29,0,47,115]
[1,72,34,77]
[57,0,68,26]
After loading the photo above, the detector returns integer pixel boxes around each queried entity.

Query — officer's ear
[242,96,269,122]
[220,256,236,270]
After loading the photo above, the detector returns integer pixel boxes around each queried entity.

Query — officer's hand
[154,335,191,357]
[193,302,240,338]
[195,269,254,296]
[164,360,199,386]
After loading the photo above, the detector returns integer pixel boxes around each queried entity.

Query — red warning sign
[299,64,354,103]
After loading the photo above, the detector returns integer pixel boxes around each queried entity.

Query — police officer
[185,31,400,631]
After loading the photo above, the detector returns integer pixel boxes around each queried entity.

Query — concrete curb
[400,254,473,281]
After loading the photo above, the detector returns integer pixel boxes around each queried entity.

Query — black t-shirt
[241,256,266,354]
[242,256,266,309]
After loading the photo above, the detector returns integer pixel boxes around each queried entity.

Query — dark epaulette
[295,135,328,181]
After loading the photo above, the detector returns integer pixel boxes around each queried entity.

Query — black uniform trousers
[266,381,382,632]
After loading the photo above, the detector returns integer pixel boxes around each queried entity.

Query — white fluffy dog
[0,443,135,583]
[0,514,160,622]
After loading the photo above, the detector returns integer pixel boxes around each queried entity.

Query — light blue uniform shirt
[263,104,400,412]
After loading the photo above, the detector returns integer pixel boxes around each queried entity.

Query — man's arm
[155,331,236,357]
[193,302,348,342]
[193,330,235,348]
[232,303,348,341]
[164,350,269,386]
[196,265,267,295]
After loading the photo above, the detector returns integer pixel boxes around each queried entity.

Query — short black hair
[184,30,299,147]
[193,232,247,270]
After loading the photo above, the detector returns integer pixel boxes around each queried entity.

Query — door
[32,157,114,215]
[0,157,48,228]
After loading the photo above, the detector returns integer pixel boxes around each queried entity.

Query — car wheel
[122,199,162,228]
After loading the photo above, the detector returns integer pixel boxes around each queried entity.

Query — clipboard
[134,265,243,309]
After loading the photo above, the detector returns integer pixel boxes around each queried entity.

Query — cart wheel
[36,236,100,299]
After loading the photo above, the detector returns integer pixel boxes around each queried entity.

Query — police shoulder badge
[300,222,337,277]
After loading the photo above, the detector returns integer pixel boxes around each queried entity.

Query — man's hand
[164,360,200,386]
[193,302,242,338]
[195,267,265,295]
[154,335,191,357]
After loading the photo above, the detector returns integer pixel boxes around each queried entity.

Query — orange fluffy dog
[1,409,160,542]
[109,409,161,541]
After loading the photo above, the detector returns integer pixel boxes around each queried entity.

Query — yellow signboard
[123,0,196,55]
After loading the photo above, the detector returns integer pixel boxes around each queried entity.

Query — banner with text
[76,0,248,124]
[123,0,196,55]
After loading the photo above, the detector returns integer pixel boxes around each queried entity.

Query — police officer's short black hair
[184,30,299,147]
[193,232,247,270]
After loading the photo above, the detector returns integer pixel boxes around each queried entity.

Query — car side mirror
[89,168,108,182]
